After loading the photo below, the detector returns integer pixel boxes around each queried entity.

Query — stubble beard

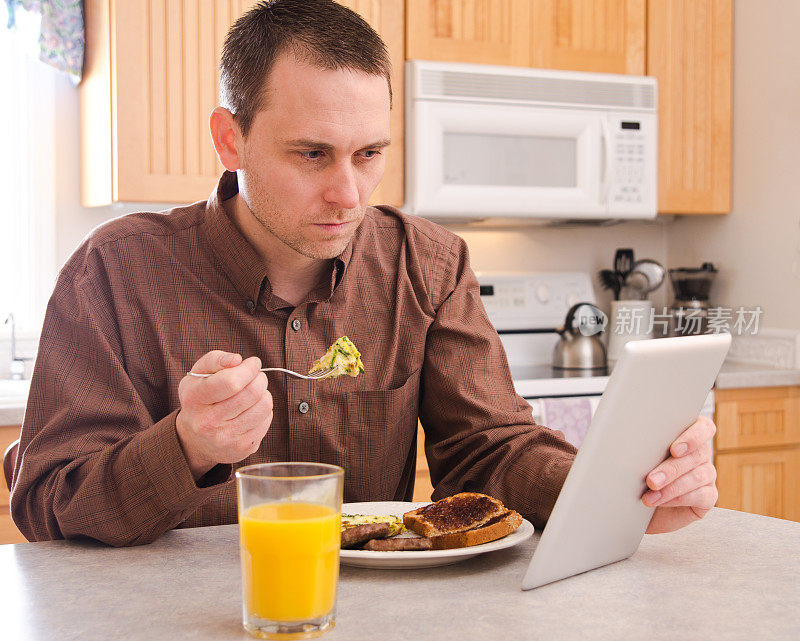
[242,175,363,261]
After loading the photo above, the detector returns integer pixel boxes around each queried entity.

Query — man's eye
[301,150,323,160]
[361,149,380,159]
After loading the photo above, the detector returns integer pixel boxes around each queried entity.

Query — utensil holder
[606,300,653,363]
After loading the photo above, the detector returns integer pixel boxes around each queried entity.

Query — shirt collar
[204,171,354,309]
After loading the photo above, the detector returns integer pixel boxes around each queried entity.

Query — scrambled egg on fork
[309,336,364,378]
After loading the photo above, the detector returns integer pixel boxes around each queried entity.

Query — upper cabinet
[338,1,405,207]
[81,1,730,215]
[407,0,732,215]
[406,0,646,74]
[80,0,404,207]
[647,0,733,214]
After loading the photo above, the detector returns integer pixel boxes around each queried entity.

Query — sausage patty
[340,522,391,548]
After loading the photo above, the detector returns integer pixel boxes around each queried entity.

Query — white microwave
[405,60,658,221]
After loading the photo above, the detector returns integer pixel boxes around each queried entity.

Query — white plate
[339,501,534,569]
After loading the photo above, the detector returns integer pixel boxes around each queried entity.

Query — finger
[192,356,263,405]
[648,483,718,510]
[189,350,243,375]
[226,396,274,455]
[669,416,716,459]
[646,442,712,491]
[643,461,717,507]
[210,373,270,423]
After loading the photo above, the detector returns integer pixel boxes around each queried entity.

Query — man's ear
[210,107,242,171]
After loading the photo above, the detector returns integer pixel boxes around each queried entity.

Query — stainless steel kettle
[552,302,608,372]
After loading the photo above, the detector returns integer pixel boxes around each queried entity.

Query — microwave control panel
[607,114,657,215]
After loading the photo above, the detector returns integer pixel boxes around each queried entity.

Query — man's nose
[323,162,360,210]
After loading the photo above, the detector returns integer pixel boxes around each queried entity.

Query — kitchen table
[1,507,797,640]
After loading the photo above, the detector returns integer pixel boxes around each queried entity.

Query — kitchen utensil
[187,365,338,380]
[614,248,635,280]
[630,259,666,297]
[553,302,607,372]
[598,269,622,300]
[620,271,649,300]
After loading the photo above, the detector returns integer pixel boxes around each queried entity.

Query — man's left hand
[643,415,718,534]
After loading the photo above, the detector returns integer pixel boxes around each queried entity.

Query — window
[0,7,58,334]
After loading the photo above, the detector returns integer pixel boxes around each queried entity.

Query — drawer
[714,386,800,451]
[715,447,800,522]
[0,511,27,544]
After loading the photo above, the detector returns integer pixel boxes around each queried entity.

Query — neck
[227,194,331,306]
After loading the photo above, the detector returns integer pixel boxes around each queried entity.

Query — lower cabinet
[714,386,800,522]
[1,424,26,544]
[413,424,434,503]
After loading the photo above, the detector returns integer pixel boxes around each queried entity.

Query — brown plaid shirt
[11,171,576,545]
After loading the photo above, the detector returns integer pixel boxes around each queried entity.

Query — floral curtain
[5,0,84,81]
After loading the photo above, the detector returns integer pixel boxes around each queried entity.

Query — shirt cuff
[136,410,232,512]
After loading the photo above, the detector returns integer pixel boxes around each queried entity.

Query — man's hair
[220,0,392,138]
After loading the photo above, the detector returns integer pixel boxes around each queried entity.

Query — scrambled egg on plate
[341,514,405,536]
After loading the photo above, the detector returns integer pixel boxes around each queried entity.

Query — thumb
[189,350,243,375]
[220,352,242,368]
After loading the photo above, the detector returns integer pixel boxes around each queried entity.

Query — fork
[186,366,339,380]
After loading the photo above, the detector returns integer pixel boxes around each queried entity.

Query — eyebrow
[282,138,391,150]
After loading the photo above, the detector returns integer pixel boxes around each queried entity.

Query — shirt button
[292,319,301,331]
[246,299,256,311]
[298,401,310,414]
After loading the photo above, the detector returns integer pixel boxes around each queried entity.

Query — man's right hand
[176,351,273,480]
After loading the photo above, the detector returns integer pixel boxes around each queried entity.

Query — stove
[476,271,714,448]
[476,270,608,398]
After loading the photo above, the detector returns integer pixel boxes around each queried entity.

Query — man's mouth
[314,221,353,233]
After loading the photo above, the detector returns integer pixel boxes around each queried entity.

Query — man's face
[235,53,391,260]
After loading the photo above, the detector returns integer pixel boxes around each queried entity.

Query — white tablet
[522,333,731,590]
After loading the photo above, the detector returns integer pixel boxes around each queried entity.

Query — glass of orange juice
[235,462,344,639]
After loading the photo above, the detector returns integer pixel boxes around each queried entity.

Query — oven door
[525,394,602,449]
[407,100,606,218]
[526,391,715,452]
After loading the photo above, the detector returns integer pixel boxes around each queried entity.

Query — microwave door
[411,101,606,218]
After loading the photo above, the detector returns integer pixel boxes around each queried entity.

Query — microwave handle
[600,117,613,204]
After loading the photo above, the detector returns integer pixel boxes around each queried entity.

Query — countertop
[1,508,798,640]
[715,359,800,389]
[3,358,800,426]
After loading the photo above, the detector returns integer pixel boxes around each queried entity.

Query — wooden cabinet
[714,387,800,522]
[413,424,435,502]
[336,1,405,208]
[647,0,733,214]
[407,0,645,74]
[408,0,732,215]
[1,425,26,544]
[81,0,404,208]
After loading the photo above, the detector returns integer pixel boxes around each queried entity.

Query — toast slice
[429,510,523,550]
[403,492,508,537]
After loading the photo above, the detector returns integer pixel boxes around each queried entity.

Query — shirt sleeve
[419,236,577,529]
[10,247,232,546]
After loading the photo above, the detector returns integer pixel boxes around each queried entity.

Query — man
[11,0,717,545]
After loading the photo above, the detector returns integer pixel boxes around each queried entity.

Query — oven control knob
[536,283,549,303]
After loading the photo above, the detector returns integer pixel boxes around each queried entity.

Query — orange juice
[239,502,340,622]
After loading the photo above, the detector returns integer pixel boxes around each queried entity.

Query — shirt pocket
[340,368,421,502]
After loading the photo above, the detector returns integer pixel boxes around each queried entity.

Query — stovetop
[509,364,610,398]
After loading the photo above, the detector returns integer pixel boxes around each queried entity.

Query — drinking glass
[236,462,344,639]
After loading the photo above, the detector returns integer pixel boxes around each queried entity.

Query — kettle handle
[561,302,605,334]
